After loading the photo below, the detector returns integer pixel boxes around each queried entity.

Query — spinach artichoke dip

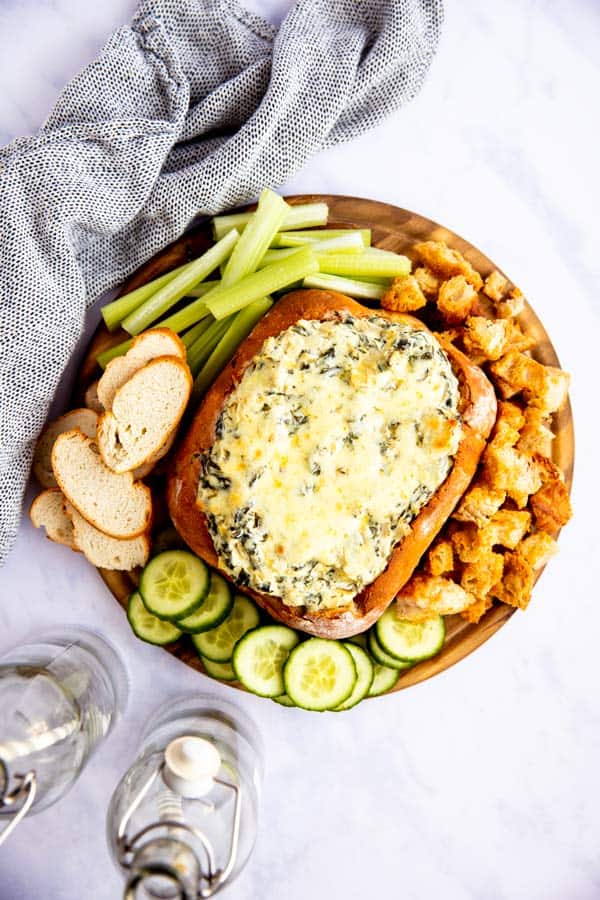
[199,315,461,610]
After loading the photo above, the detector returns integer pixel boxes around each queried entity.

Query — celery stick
[101,262,190,332]
[259,234,361,268]
[303,273,386,301]
[121,229,239,335]
[212,202,329,240]
[206,246,318,320]
[185,281,220,298]
[221,189,288,287]
[272,228,371,248]
[258,248,301,268]
[96,338,133,370]
[187,317,233,376]
[157,299,212,334]
[193,297,273,397]
[181,318,212,349]
[317,252,410,280]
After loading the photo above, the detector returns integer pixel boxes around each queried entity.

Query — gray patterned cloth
[0,0,442,565]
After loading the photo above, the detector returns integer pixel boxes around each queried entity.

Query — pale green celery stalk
[221,189,288,287]
[187,317,232,376]
[158,299,212,334]
[193,297,273,398]
[121,229,240,335]
[206,246,318,320]
[257,247,301,268]
[96,338,133,369]
[272,228,371,248]
[212,202,329,240]
[302,273,386,301]
[351,274,392,285]
[101,262,189,332]
[185,281,220,298]
[317,252,410,280]
[181,318,212,349]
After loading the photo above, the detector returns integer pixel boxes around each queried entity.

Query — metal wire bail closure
[0,764,37,848]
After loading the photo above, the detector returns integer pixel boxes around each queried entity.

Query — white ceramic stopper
[163,736,221,799]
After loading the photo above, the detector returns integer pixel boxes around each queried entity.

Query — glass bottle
[107,694,263,899]
[0,628,127,845]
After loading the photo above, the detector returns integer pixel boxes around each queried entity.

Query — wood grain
[77,195,575,699]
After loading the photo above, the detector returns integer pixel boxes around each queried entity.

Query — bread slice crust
[168,290,497,638]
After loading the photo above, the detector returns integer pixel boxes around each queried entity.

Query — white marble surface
[1,1,600,897]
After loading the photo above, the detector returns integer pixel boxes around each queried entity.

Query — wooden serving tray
[78,195,574,697]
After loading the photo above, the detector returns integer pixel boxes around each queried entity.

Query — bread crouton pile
[382,241,572,622]
[30,329,192,570]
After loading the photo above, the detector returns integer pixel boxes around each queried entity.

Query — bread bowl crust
[168,290,497,638]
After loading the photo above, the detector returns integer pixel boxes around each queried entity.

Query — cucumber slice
[233,625,299,697]
[200,656,236,682]
[368,663,400,697]
[127,591,182,646]
[139,551,209,621]
[334,644,374,711]
[272,694,295,707]
[375,608,445,662]
[367,631,414,670]
[192,593,260,662]
[346,633,368,649]
[176,573,233,633]
[284,639,357,712]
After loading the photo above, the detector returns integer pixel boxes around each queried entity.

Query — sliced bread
[84,380,104,414]
[97,356,192,474]
[97,328,186,411]
[30,488,78,550]
[33,408,98,488]
[52,429,152,539]
[65,503,150,570]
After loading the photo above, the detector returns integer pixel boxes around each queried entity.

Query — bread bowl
[168,289,497,638]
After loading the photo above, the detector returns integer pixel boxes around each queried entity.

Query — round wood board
[78,195,574,699]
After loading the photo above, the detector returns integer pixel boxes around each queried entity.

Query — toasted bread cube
[488,352,569,414]
[414,241,483,290]
[483,445,542,508]
[517,407,554,457]
[460,595,494,624]
[381,274,427,313]
[425,540,455,576]
[436,327,463,345]
[490,400,525,449]
[530,479,572,534]
[460,550,504,599]
[463,316,509,362]
[504,319,536,353]
[527,366,570,415]
[451,524,491,563]
[413,266,440,296]
[518,532,558,570]
[437,276,478,323]
[494,287,525,319]
[396,574,475,618]
[493,551,535,609]
[483,270,508,302]
[453,481,506,527]
[483,509,531,549]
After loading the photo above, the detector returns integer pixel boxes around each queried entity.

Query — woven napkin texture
[0,0,442,565]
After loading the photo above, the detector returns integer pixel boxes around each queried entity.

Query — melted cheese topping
[198,315,461,610]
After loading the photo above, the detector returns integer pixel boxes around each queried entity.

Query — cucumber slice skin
[192,594,260,662]
[200,656,237,681]
[272,694,295,707]
[176,573,233,633]
[367,631,414,671]
[334,644,374,711]
[284,639,357,712]
[375,609,446,662]
[139,551,210,621]
[127,592,183,646]
[232,625,299,697]
[368,663,400,697]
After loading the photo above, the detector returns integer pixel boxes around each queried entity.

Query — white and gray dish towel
[0,0,442,564]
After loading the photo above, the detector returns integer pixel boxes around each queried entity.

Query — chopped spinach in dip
[198,315,461,610]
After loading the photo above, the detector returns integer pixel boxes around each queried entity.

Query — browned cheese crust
[167,290,497,637]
